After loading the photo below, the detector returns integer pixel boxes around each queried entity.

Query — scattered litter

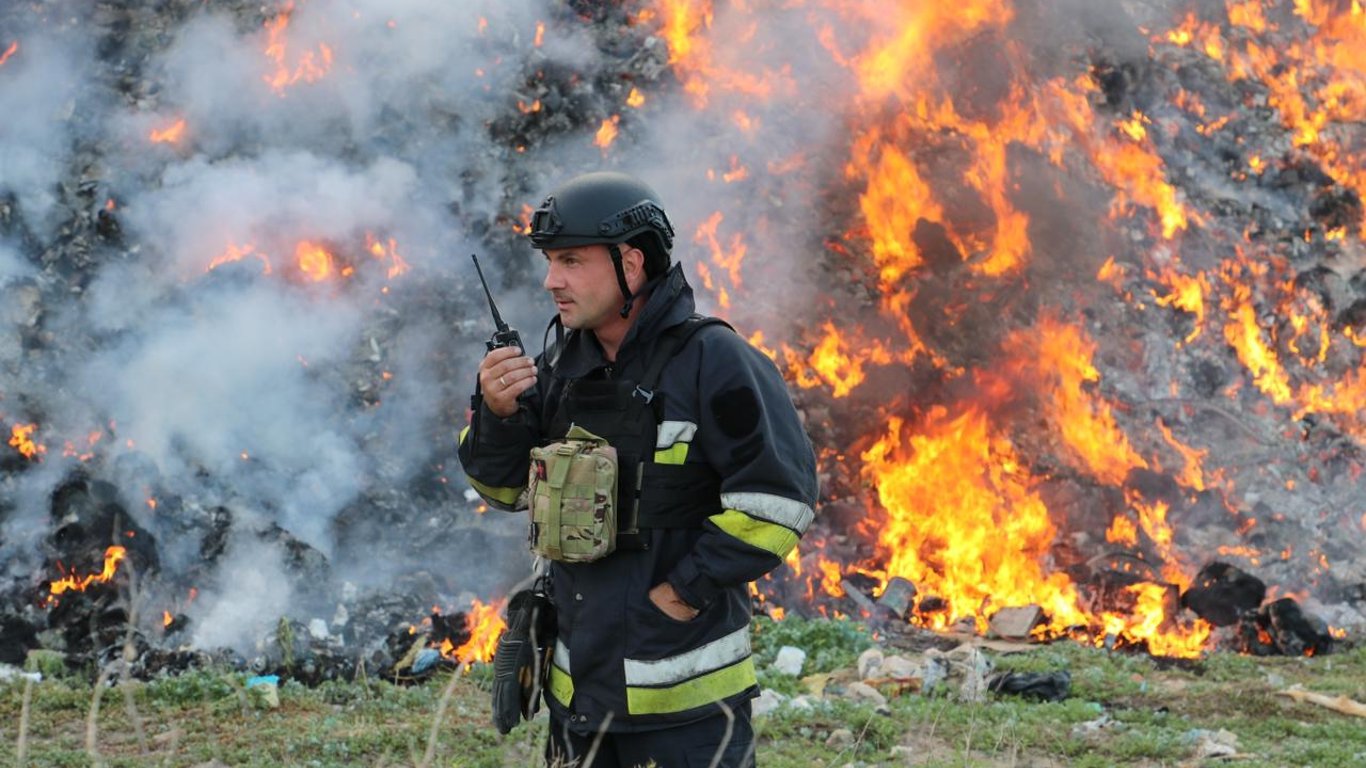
[1071,712,1117,738]
[1276,684,1366,718]
[0,663,41,683]
[246,674,280,709]
[1183,728,1239,759]
[987,670,1071,702]
[410,647,441,675]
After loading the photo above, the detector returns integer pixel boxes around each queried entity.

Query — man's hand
[479,346,537,417]
[648,582,700,622]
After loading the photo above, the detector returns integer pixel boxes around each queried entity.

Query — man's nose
[543,262,562,290]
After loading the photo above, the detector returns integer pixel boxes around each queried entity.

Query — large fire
[638,0,1366,656]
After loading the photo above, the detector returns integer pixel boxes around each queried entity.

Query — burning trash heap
[0,0,1364,690]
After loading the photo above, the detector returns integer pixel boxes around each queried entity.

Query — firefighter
[459,171,818,768]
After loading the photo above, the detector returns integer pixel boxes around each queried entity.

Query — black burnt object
[987,670,1072,702]
[37,473,160,664]
[0,615,38,666]
[1181,562,1266,627]
[1081,553,1174,617]
[1235,597,1335,657]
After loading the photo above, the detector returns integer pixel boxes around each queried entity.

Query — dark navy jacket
[458,264,818,732]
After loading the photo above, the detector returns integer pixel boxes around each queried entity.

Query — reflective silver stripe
[721,491,814,533]
[554,638,571,673]
[655,420,697,449]
[623,625,750,687]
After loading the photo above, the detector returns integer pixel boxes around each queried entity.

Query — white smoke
[0,32,93,241]
[0,0,609,641]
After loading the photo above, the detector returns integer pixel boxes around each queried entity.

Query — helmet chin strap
[608,243,636,318]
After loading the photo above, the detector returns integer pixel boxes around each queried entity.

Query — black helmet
[528,171,674,277]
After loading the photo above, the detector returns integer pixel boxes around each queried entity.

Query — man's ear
[622,244,647,288]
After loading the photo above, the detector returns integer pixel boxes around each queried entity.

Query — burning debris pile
[0,0,1364,687]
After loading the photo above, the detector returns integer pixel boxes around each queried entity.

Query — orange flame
[46,546,127,605]
[1026,319,1147,485]
[149,118,187,145]
[9,423,45,460]
[208,242,272,275]
[445,598,508,666]
[0,41,16,67]
[294,241,334,282]
[594,115,621,150]
[262,2,333,95]
[364,233,410,279]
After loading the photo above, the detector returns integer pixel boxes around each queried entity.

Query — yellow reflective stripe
[467,476,523,507]
[626,657,756,715]
[711,509,799,558]
[653,421,696,464]
[458,427,525,507]
[548,663,573,707]
[653,443,689,465]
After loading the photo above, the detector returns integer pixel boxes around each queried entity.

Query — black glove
[492,583,555,734]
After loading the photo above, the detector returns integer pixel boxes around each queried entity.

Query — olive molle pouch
[527,425,619,563]
[492,578,555,735]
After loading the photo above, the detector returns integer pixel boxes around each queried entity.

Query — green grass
[1,626,1363,767]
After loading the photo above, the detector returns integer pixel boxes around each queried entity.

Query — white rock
[857,647,884,679]
[881,655,921,680]
[844,681,888,708]
[789,694,817,712]
[752,688,788,717]
[0,664,41,683]
[825,728,854,747]
[772,645,806,676]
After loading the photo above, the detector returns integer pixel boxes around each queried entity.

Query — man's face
[542,244,623,330]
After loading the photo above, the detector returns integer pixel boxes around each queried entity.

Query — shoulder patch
[711,385,760,438]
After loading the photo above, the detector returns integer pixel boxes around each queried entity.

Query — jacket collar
[547,263,696,379]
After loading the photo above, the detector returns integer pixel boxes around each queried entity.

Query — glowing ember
[149,118,187,144]
[0,41,17,67]
[9,423,45,460]
[364,233,410,279]
[208,242,271,275]
[294,241,334,282]
[45,546,127,606]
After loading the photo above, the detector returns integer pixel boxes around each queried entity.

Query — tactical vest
[541,315,728,550]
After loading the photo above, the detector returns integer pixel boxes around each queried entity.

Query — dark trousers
[546,702,755,768]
